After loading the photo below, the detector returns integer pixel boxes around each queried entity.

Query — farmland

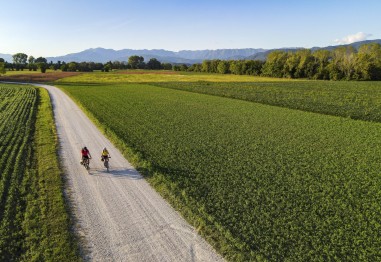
[57,73,381,261]
[154,80,381,123]
[0,84,78,261]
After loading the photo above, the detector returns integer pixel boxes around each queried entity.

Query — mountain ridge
[1,39,380,64]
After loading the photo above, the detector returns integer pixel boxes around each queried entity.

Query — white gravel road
[34,84,224,262]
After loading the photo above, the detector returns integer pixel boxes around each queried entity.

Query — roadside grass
[57,81,381,261]
[25,87,80,261]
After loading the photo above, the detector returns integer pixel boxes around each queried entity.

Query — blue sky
[0,0,380,57]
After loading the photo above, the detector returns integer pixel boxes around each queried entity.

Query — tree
[180,64,188,71]
[261,51,288,77]
[128,55,144,69]
[328,46,356,80]
[37,62,47,73]
[244,60,264,76]
[27,56,36,71]
[147,58,162,70]
[0,61,6,75]
[28,56,35,64]
[188,63,202,72]
[312,50,331,80]
[202,60,212,72]
[217,60,230,74]
[284,52,300,78]
[210,60,220,73]
[173,65,181,71]
[78,62,91,72]
[354,43,381,80]
[67,62,78,72]
[162,63,173,70]
[34,57,48,73]
[230,60,246,75]
[12,53,28,71]
[60,63,68,72]
[104,64,111,72]
[295,49,316,79]
[35,57,47,64]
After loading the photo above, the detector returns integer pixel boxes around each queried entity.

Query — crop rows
[0,84,37,260]
[0,84,78,261]
[59,82,381,261]
[153,80,381,123]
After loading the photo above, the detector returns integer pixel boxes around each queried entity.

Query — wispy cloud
[334,32,372,45]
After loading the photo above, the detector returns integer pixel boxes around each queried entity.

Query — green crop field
[0,84,78,261]
[153,80,381,123]
[60,72,381,123]
[60,70,289,83]
[57,73,381,261]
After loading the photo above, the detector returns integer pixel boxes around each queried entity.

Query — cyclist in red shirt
[81,146,92,165]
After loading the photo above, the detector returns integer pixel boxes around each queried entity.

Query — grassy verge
[21,87,80,261]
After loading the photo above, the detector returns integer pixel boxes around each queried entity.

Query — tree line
[177,43,381,80]
[1,43,381,80]
[0,55,173,74]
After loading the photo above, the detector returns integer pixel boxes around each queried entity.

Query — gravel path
[35,83,224,262]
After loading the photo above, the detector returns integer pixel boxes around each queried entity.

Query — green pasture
[57,77,381,261]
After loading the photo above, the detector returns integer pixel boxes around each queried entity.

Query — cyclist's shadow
[90,167,142,180]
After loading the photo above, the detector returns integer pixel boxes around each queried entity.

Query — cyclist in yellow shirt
[101,147,110,162]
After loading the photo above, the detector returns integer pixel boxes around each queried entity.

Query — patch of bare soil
[0,72,81,83]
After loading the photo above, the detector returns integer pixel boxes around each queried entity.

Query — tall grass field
[57,72,381,261]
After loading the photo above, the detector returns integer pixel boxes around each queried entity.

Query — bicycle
[82,157,91,170]
[102,156,111,172]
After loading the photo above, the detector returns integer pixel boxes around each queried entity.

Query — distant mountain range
[43,48,267,64]
[1,39,381,64]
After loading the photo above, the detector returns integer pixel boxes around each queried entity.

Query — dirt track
[35,83,224,261]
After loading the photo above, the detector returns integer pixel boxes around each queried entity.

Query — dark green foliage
[60,82,381,261]
[0,61,5,75]
[12,53,28,71]
[184,43,381,80]
[146,58,163,70]
[128,55,145,69]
